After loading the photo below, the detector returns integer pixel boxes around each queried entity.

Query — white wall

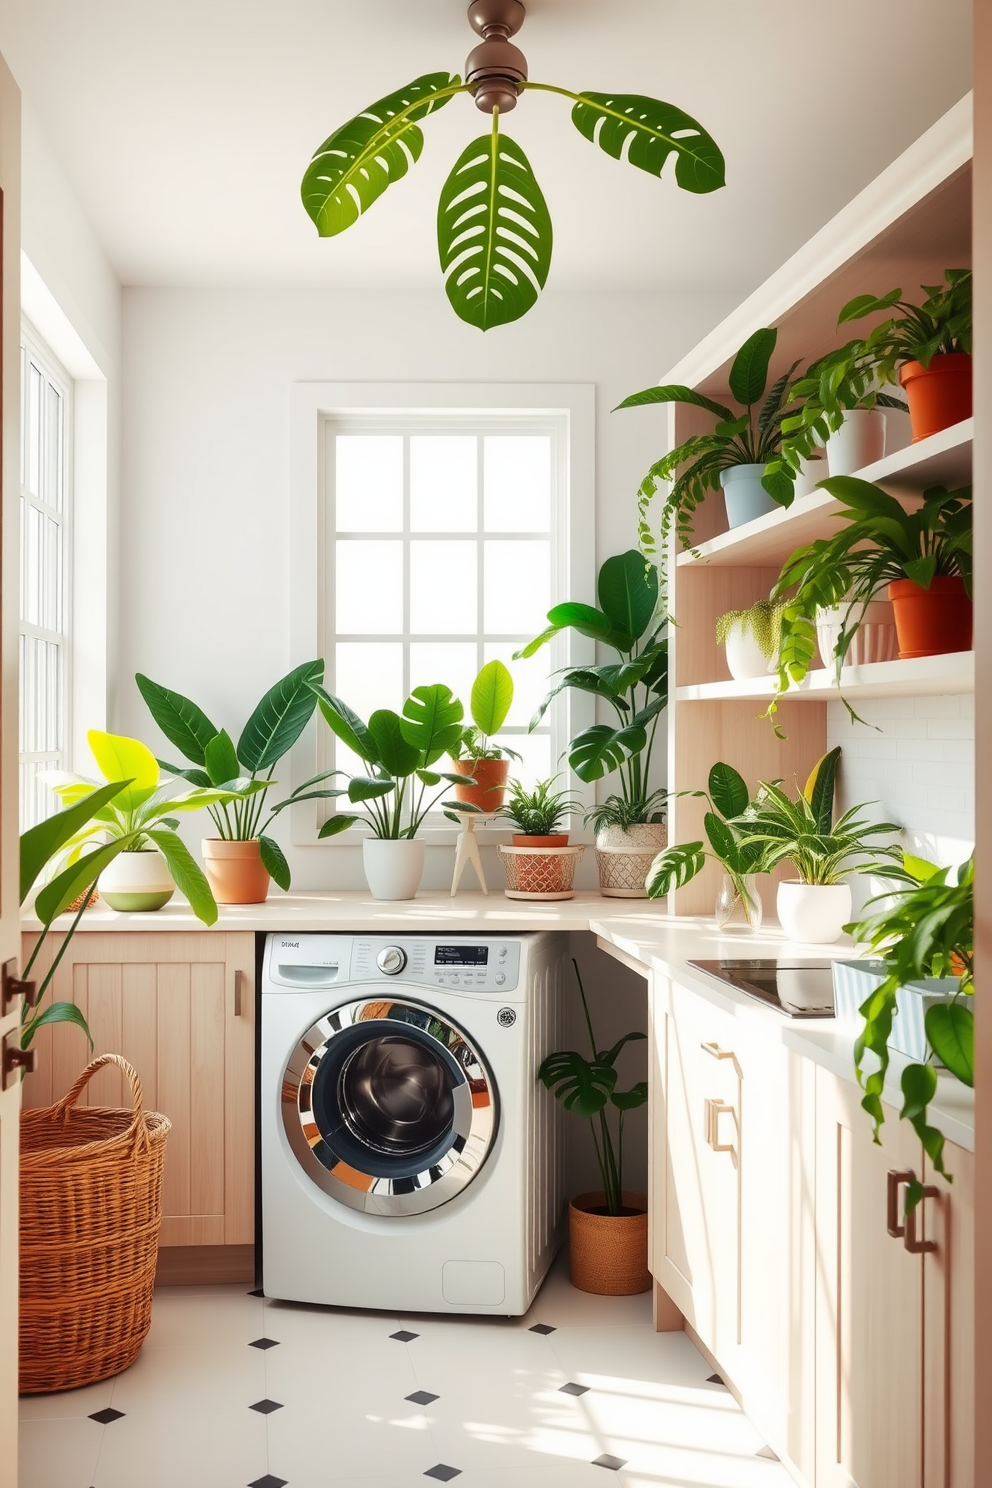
[118,284,741,889]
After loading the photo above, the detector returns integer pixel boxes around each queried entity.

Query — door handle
[904,1185,940,1254]
[705,1097,736,1153]
[234,969,244,1018]
[886,1169,915,1238]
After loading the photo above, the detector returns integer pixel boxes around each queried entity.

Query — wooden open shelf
[677,651,975,705]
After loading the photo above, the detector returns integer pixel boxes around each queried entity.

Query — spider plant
[499,777,581,837]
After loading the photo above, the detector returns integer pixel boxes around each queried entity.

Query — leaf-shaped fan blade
[438,124,553,332]
[302,73,460,237]
[571,92,725,194]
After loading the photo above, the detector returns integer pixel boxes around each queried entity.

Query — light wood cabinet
[21,931,255,1250]
[923,1139,975,1488]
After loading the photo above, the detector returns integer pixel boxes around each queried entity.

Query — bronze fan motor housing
[466,0,528,113]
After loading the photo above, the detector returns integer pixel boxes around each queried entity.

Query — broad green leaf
[35,840,129,925]
[513,624,561,660]
[926,1001,974,1086]
[368,710,420,779]
[597,550,658,643]
[259,834,291,893]
[612,1080,649,1111]
[703,811,738,866]
[469,661,513,738]
[88,731,158,811]
[570,91,725,194]
[145,829,217,926]
[438,123,553,332]
[804,746,841,834]
[838,288,902,324]
[598,1030,648,1066]
[538,1048,616,1117]
[135,673,218,766]
[904,853,942,883]
[568,723,643,783]
[302,74,460,238]
[401,683,465,762]
[708,762,749,820]
[238,660,324,771]
[158,760,213,789]
[899,1060,947,1177]
[348,777,395,804]
[20,780,131,905]
[544,602,633,651]
[728,327,777,408]
[312,685,378,763]
[204,730,240,787]
[645,842,706,898]
[318,814,361,838]
[612,383,732,419]
[21,1000,93,1053]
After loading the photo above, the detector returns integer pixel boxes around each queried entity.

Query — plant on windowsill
[136,662,335,904]
[310,682,477,900]
[613,327,802,554]
[539,958,650,1295]
[449,660,520,813]
[516,549,668,898]
[496,776,584,900]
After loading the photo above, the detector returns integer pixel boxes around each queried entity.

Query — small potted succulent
[539,959,649,1295]
[518,550,668,897]
[496,777,584,900]
[715,599,784,681]
[614,326,802,549]
[449,660,518,813]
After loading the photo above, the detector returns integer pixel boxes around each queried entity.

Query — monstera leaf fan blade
[438,123,553,331]
[571,92,725,194]
[302,73,460,238]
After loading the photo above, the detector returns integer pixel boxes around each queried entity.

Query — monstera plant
[300,2,724,331]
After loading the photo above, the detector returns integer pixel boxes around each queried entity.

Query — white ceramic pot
[99,848,175,912]
[815,598,899,669]
[777,880,852,944]
[595,822,668,898]
[792,447,827,499]
[723,619,776,680]
[825,409,886,477]
[362,838,425,901]
[719,464,778,528]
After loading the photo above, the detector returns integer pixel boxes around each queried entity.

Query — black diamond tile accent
[390,1329,419,1342]
[706,1372,725,1385]
[529,1322,556,1335]
[248,1477,287,1488]
[248,1398,284,1415]
[592,1454,627,1471]
[757,1445,780,1461]
[406,1390,440,1406]
[247,1287,264,1297]
[425,1468,462,1483]
[89,1408,125,1425]
[248,1337,280,1351]
[559,1381,589,1396]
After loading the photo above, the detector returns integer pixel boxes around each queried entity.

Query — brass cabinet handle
[887,1169,915,1238]
[904,1185,940,1254]
[700,1041,735,1061]
[234,970,244,1018]
[705,1097,736,1153]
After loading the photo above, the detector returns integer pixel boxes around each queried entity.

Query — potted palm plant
[136,662,335,903]
[518,550,668,897]
[613,326,802,550]
[539,959,649,1295]
[311,682,474,899]
[449,660,518,812]
[496,777,583,899]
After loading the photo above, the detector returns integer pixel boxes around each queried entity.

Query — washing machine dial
[376,946,407,976]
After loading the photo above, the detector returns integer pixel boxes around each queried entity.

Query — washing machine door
[281,995,498,1215]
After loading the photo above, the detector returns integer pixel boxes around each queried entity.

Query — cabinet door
[21,931,255,1246]
[649,974,740,1360]
[814,1065,924,1488]
[922,1139,974,1488]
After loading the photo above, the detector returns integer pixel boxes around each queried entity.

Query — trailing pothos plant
[847,852,974,1194]
[301,71,724,332]
[516,550,667,826]
[614,327,801,554]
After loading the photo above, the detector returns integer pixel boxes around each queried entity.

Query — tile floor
[19,1252,795,1488]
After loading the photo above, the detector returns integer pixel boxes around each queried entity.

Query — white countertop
[24,889,974,1151]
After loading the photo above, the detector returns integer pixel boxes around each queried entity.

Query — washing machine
[261,931,568,1315]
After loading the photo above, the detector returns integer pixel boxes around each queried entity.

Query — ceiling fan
[301,0,725,331]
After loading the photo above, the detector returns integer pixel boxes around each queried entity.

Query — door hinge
[2,959,36,1015]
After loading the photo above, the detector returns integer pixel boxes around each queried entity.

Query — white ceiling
[0,0,973,293]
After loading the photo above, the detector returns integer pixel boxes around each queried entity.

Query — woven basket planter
[595,823,668,899]
[568,1190,650,1295]
[497,844,584,900]
[19,1053,171,1394]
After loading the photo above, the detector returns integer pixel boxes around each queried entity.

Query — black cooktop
[687,959,836,1018]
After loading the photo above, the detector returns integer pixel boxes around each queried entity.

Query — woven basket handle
[53,1053,151,1153]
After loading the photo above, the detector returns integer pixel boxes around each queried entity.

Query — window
[19,325,72,830]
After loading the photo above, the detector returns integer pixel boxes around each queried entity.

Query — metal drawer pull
[904,1186,940,1254]
[234,970,244,1018]
[886,1169,915,1237]
[705,1098,736,1152]
[700,1041,735,1061]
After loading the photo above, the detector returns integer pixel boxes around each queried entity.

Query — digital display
[435,945,489,966]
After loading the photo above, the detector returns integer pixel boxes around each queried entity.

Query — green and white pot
[99,847,175,912]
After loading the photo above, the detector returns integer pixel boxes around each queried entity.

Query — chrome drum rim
[280,996,498,1216]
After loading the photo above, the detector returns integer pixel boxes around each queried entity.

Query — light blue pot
[720,463,779,528]
[832,959,960,1063]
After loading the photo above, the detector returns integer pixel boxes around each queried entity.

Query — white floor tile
[18,1417,104,1488]
[267,1405,439,1481]
[145,1286,265,1348]
[108,1341,265,1415]
[524,1252,655,1330]
[94,1406,267,1488]
[18,1375,115,1421]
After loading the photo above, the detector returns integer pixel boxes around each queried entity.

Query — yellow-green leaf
[87,731,159,811]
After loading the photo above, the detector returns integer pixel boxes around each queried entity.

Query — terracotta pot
[201,839,270,904]
[452,758,509,813]
[511,833,568,848]
[899,353,972,442]
[568,1191,650,1296]
[888,576,973,659]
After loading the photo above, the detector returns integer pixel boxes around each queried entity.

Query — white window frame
[289,382,596,847]
[19,320,73,829]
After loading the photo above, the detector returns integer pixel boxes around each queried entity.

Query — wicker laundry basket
[19,1053,171,1394]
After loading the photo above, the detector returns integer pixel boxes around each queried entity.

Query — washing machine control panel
[351,937,521,992]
